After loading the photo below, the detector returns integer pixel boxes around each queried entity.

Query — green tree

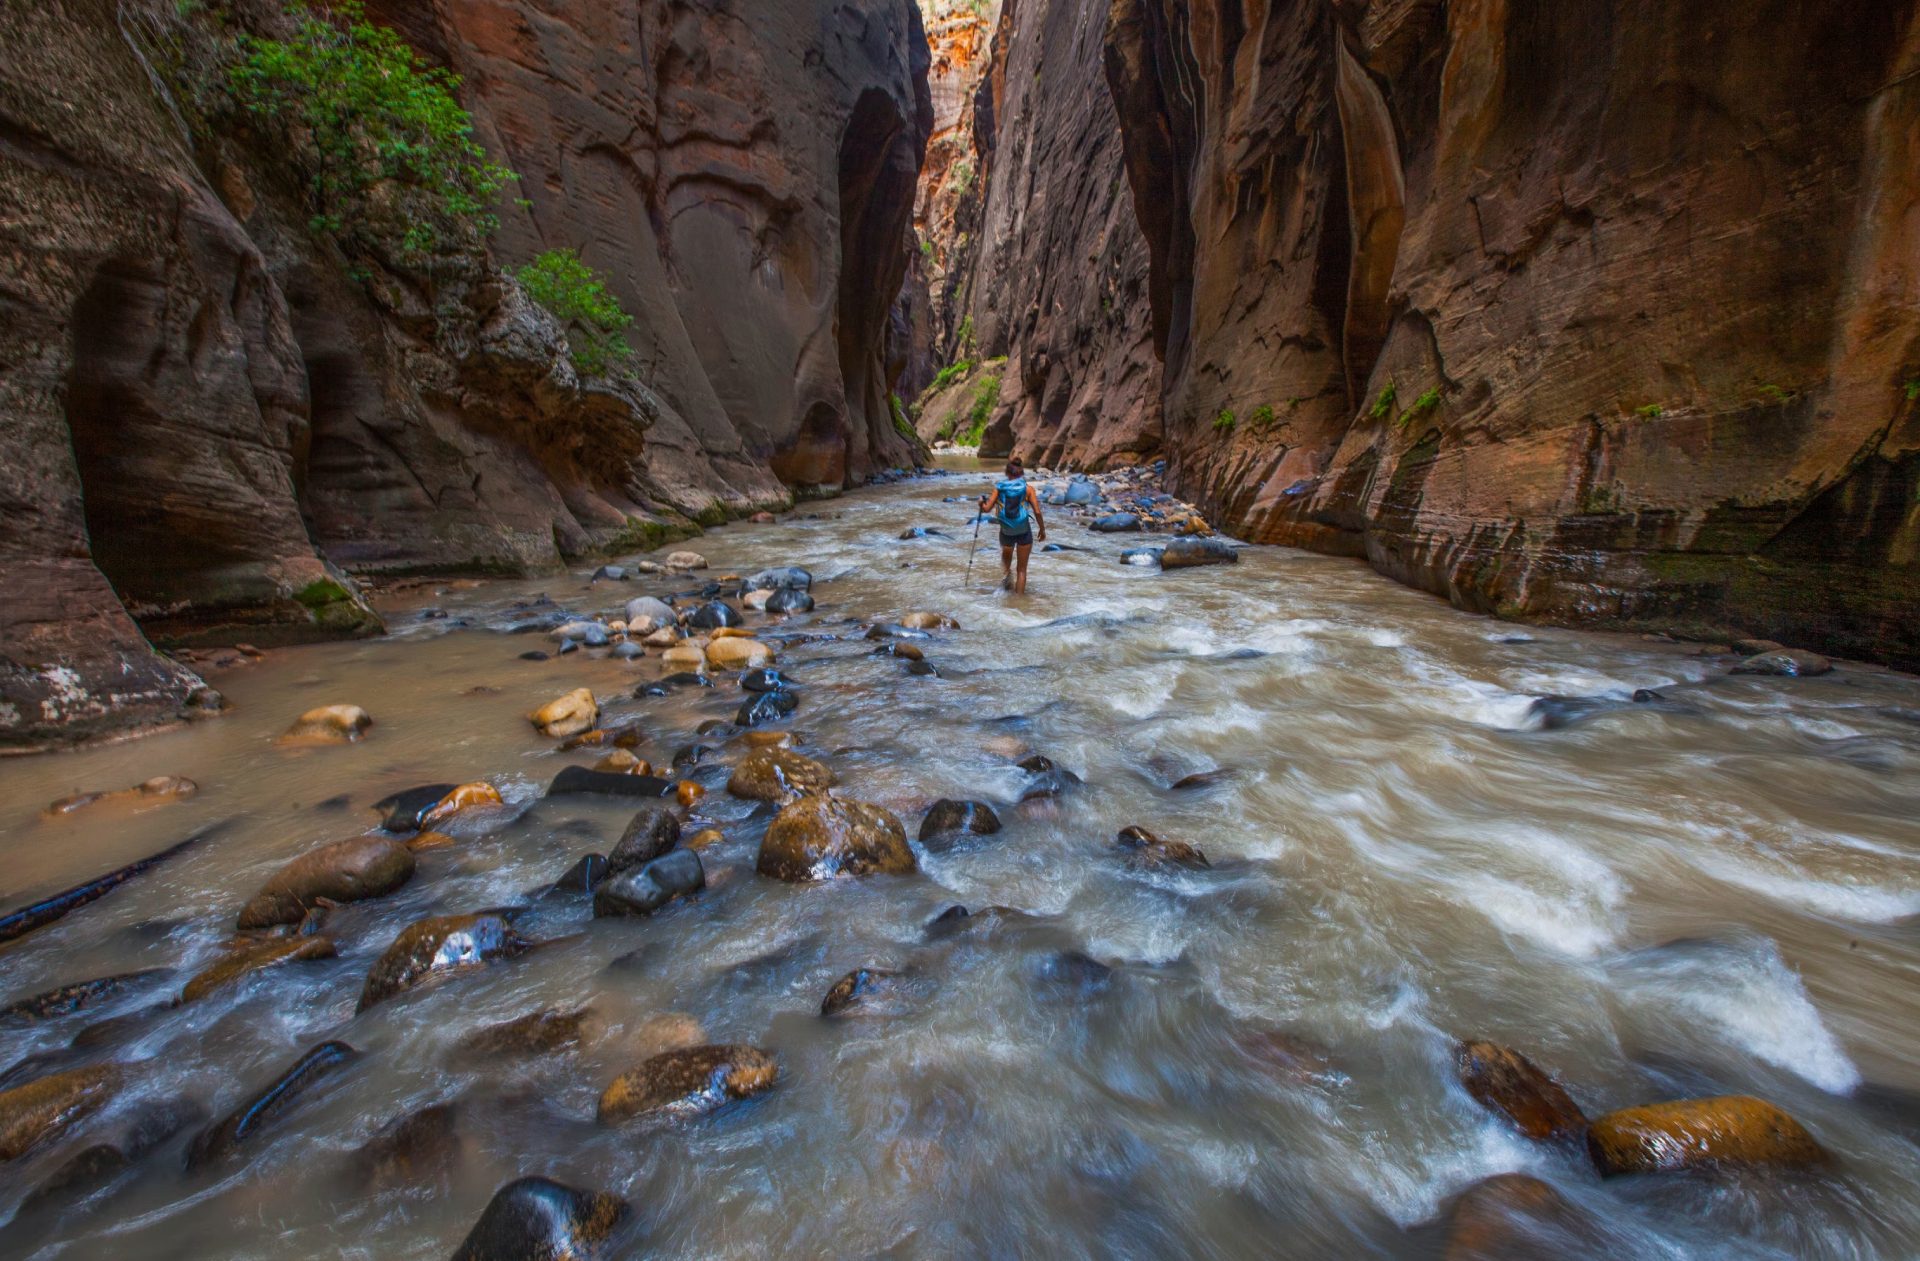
[228,1,514,255]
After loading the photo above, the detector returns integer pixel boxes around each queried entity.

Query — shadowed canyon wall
[0,0,931,747]
[1105,0,1920,666]
[911,0,1161,467]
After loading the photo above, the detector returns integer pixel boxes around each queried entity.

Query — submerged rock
[44,775,198,817]
[19,1097,204,1215]
[727,747,835,802]
[1114,825,1210,870]
[596,1045,778,1122]
[353,1103,462,1192]
[451,1176,629,1261]
[736,689,799,727]
[187,1042,358,1170]
[529,689,597,739]
[1,970,168,1021]
[1090,512,1140,532]
[1120,547,1164,567]
[899,611,959,630]
[918,800,1002,848]
[820,967,909,1018]
[623,596,676,632]
[758,796,916,881]
[180,935,337,1003]
[457,1007,598,1058]
[1440,1173,1603,1260]
[236,836,416,930]
[607,807,681,875]
[1159,537,1238,569]
[1034,950,1113,994]
[593,850,705,918]
[357,914,531,1012]
[1732,649,1832,678]
[1586,1095,1826,1175]
[0,1063,122,1161]
[1456,1041,1587,1142]
[872,641,923,661]
[278,704,372,745]
[665,551,707,571]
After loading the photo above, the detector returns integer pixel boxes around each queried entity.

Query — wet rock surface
[0,1063,122,1161]
[757,796,917,882]
[597,1045,779,1122]
[728,748,836,802]
[186,1041,358,1170]
[451,1176,629,1261]
[1587,1096,1827,1175]
[235,836,416,929]
[358,915,531,1011]
[180,935,337,1004]
[593,850,705,918]
[606,807,681,876]
[1456,1041,1588,1143]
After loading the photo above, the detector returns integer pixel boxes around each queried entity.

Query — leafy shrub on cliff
[1248,404,1276,432]
[958,374,1001,446]
[228,1,514,254]
[1212,409,1236,434]
[515,250,635,377]
[930,359,974,392]
[1368,382,1398,421]
[890,393,915,441]
[1400,387,1441,427]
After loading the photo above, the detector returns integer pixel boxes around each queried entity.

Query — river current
[2,463,1918,1258]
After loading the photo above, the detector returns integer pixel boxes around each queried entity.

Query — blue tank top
[994,478,1030,532]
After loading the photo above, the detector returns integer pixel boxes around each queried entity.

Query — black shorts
[999,529,1033,549]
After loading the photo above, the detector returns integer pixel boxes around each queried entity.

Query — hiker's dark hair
[1005,458,1023,476]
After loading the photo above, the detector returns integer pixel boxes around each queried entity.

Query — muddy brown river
[3,463,1919,1258]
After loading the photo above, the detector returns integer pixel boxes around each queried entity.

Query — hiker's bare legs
[1000,545,1014,588]
[1014,542,1032,594]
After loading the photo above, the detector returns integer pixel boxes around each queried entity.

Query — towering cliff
[1106,1,1920,667]
[960,0,1161,468]
[0,0,930,748]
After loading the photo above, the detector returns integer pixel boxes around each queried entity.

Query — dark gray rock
[592,849,705,918]
[607,808,680,875]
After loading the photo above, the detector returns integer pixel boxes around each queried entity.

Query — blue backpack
[994,478,1030,532]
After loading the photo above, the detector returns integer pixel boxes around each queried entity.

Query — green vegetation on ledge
[1369,382,1397,421]
[515,249,636,377]
[1212,409,1236,434]
[228,1,516,257]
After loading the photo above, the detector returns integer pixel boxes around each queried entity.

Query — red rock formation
[949,0,1163,469]
[0,0,933,747]
[1108,1,1920,667]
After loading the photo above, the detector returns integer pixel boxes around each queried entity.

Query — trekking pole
[964,496,985,589]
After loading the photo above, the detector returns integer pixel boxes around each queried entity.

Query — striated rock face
[958,0,1162,469]
[0,0,933,748]
[1106,1,1920,667]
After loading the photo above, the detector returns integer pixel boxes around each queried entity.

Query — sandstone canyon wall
[1106,0,1920,668]
[960,0,1162,468]
[0,0,930,747]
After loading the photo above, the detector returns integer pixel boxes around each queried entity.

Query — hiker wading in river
[979,458,1047,594]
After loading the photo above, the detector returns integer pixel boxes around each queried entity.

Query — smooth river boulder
[186,1041,358,1170]
[452,1176,629,1261]
[607,806,681,874]
[745,566,812,591]
[623,596,676,633]
[766,588,815,614]
[1586,1095,1826,1175]
[1456,1041,1587,1142]
[529,688,597,739]
[707,637,775,669]
[592,850,705,918]
[278,704,372,745]
[736,689,798,728]
[728,747,834,801]
[686,600,742,630]
[0,1064,122,1161]
[357,914,531,1012]
[596,1045,778,1122]
[180,935,337,1003]
[1160,537,1238,569]
[918,800,1002,847]
[757,795,916,882]
[235,836,416,930]
[1732,649,1833,677]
